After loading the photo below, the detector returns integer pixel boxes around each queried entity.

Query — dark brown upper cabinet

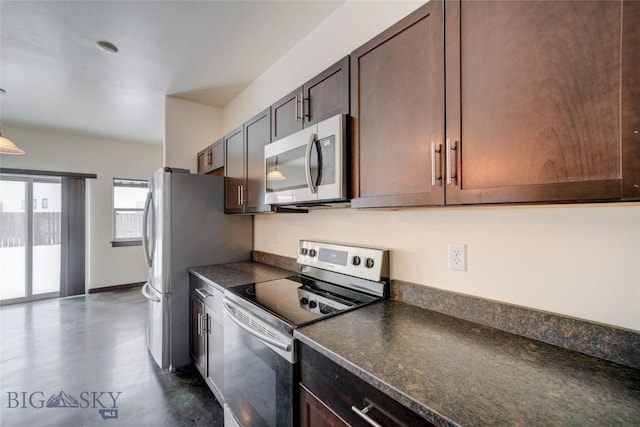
[351,0,639,209]
[244,108,272,213]
[224,125,245,213]
[444,0,640,205]
[197,138,224,176]
[271,56,350,142]
[350,1,445,208]
[224,108,273,214]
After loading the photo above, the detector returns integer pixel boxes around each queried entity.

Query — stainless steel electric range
[222,240,389,427]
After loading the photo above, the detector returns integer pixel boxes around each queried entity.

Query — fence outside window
[0,212,61,247]
[113,178,148,242]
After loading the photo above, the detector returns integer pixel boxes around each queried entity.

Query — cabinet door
[300,384,349,427]
[445,0,635,204]
[622,1,640,200]
[350,1,445,208]
[224,126,245,213]
[303,56,350,127]
[244,108,272,213]
[210,138,224,172]
[299,343,435,427]
[198,139,225,175]
[190,295,206,375]
[271,87,304,142]
[197,147,210,174]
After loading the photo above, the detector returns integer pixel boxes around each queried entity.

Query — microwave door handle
[305,132,318,194]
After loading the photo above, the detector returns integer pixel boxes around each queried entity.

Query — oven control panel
[297,240,389,283]
[297,288,346,315]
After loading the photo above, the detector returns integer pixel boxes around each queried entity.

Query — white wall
[0,123,163,290]
[165,96,223,171]
[223,0,424,131]
[223,1,640,332]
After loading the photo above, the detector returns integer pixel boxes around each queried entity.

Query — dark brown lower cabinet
[299,342,435,427]
[300,384,348,427]
[189,274,224,404]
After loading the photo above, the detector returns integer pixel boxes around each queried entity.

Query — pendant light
[0,130,25,155]
[0,88,24,155]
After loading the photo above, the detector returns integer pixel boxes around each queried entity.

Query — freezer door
[142,282,168,369]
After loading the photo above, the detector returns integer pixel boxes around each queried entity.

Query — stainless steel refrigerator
[141,167,252,371]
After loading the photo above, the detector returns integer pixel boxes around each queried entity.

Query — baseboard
[88,282,145,294]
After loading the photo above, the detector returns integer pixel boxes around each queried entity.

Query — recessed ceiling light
[96,40,119,54]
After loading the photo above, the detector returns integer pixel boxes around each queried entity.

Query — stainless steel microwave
[264,114,347,207]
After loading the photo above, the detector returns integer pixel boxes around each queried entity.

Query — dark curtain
[60,177,86,297]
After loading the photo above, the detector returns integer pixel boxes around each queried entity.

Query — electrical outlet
[448,244,466,271]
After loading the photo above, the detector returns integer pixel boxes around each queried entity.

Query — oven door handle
[223,301,292,352]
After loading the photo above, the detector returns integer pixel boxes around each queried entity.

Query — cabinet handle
[446,138,458,185]
[202,314,209,335]
[303,96,310,120]
[194,288,211,300]
[299,91,305,121]
[351,404,383,427]
[431,141,443,186]
[240,185,245,204]
[237,185,242,206]
[207,150,212,166]
[294,93,301,122]
[197,314,202,337]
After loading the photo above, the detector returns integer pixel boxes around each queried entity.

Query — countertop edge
[188,268,226,292]
[294,326,460,427]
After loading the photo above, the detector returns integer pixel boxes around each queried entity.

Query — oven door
[223,298,295,427]
[265,114,345,205]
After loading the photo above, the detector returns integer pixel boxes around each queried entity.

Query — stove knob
[308,300,317,309]
[309,249,317,258]
[352,256,361,266]
[300,248,308,256]
[300,297,309,305]
[365,258,375,269]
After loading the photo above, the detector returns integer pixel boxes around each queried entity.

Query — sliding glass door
[0,176,61,304]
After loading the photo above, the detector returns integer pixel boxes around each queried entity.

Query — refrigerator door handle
[142,191,154,268]
[142,282,161,303]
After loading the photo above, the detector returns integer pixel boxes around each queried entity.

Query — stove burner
[245,286,256,296]
[277,297,307,314]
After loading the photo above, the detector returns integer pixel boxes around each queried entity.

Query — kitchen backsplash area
[252,246,640,370]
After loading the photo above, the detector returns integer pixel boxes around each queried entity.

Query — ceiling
[0,1,344,145]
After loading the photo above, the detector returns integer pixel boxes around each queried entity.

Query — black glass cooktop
[225,275,379,327]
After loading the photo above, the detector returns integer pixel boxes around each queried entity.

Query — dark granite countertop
[295,300,640,427]
[188,261,294,291]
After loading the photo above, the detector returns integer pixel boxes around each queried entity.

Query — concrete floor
[0,287,224,427]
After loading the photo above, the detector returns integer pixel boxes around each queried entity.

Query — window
[112,178,148,246]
